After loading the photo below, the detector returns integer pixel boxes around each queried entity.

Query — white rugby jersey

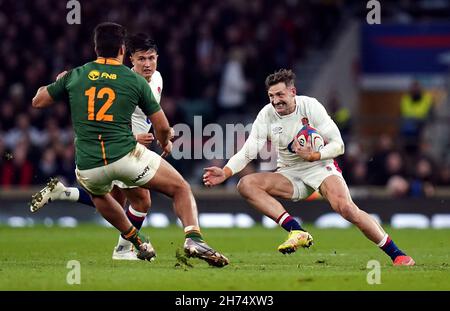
[225,95,345,174]
[131,70,163,134]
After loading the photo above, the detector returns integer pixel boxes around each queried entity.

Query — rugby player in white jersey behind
[203,69,415,266]
[31,33,168,260]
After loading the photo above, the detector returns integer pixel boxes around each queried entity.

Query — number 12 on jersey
[84,87,116,121]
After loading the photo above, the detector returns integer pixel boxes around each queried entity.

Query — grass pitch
[0,225,448,290]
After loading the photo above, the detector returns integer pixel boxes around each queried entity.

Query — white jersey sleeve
[307,98,344,160]
[131,71,163,135]
[149,71,163,104]
[225,108,269,175]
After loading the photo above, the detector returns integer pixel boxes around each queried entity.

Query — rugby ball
[292,125,324,152]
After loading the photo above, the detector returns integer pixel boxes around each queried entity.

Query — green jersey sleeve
[47,71,72,101]
[137,75,161,116]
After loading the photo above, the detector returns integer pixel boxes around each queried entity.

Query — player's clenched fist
[169,127,175,140]
[292,138,321,162]
[160,140,172,158]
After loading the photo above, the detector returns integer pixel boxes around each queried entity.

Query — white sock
[184,225,200,234]
[116,235,133,249]
[56,187,80,202]
[116,206,147,250]
[377,234,389,247]
[128,205,147,218]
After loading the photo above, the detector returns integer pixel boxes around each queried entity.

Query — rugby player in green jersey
[32,22,229,267]
[31,33,167,261]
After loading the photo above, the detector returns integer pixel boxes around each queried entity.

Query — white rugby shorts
[277,160,343,201]
[75,143,161,195]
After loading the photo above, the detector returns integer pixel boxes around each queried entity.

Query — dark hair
[265,69,296,89]
[94,22,127,58]
[126,33,158,55]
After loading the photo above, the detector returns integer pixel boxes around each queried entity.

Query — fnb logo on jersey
[88,70,117,80]
[101,72,117,79]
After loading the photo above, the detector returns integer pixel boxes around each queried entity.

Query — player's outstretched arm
[203,166,233,187]
[32,71,69,109]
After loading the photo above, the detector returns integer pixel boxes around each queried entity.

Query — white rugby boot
[30,177,66,212]
[112,244,140,261]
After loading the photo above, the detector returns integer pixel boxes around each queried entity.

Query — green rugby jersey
[47,58,160,170]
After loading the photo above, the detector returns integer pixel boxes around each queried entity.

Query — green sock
[121,226,148,249]
[185,231,204,242]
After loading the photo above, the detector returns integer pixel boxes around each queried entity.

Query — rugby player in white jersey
[31,33,166,261]
[203,69,415,266]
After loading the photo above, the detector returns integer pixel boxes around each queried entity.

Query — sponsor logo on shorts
[326,166,332,171]
[133,165,150,182]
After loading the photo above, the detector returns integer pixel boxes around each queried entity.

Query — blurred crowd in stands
[333,80,450,197]
[0,0,449,197]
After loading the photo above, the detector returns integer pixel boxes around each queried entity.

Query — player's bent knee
[236,175,258,196]
[129,195,151,212]
[237,176,254,196]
